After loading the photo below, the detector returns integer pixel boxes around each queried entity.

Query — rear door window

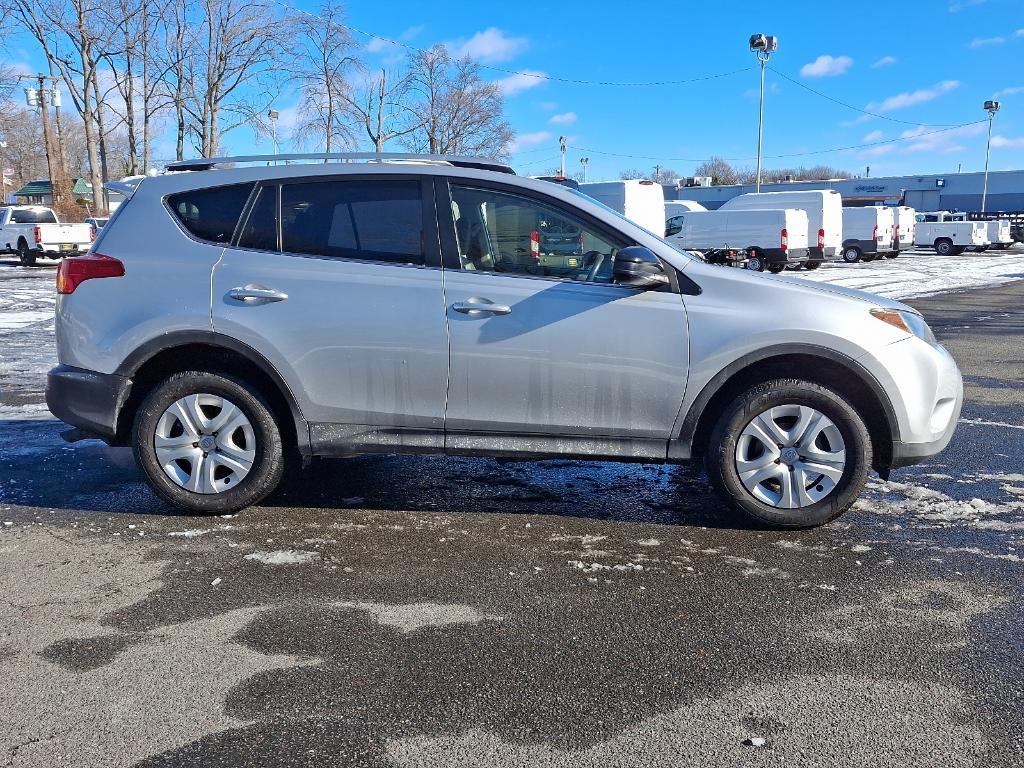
[237,185,279,251]
[166,182,255,244]
[280,179,424,265]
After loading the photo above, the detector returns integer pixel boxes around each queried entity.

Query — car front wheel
[133,371,285,514]
[705,379,872,528]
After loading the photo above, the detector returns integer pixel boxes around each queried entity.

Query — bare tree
[290,2,359,152]
[403,46,512,158]
[182,0,291,156]
[158,0,193,161]
[693,156,741,185]
[618,168,646,180]
[343,67,419,152]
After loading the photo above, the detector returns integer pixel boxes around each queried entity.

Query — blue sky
[6,0,1024,179]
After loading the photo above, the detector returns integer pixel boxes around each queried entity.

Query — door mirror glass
[613,246,669,288]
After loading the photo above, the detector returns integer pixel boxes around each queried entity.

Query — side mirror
[614,246,669,288]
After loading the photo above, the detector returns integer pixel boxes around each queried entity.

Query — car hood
[759,273,912,311]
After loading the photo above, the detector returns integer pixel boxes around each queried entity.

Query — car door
[211,174,449,450]
[437,177,689,457]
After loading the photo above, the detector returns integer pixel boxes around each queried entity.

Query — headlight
[870,308,936,344]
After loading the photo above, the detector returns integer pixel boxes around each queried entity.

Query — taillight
[530,230,540,259]
[578,232,585,252]
[873,225,879,241]
[56,254,125,294]
[817,228,825,249]
[34,226,42,244]
[90,225,97,242]
[780,228,788,252]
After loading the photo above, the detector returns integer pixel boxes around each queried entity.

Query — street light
[268,109,280,158]
[981,99,1000,213]
[749,33,778,192]
[580,156,589,183]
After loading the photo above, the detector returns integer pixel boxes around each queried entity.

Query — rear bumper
[810,246,840,262]
[763,247,808,265]
[45,365,131,441]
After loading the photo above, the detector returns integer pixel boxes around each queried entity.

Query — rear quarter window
[166,182,255,243]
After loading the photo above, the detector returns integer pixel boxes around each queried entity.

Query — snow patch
[244,549,320,565]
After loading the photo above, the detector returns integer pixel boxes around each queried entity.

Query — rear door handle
[228,285,288,303]
[451,299,511,316]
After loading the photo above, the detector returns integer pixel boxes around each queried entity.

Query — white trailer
[665,207,810,273]
[578,180,665,235]
[718,189,843,268]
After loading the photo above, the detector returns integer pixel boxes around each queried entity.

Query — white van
[579,180,665,235]
[718,189,843,269]
[665,200,708,218]
[666,208,810,273]
[841,207,895,263]
[891,206,916,254]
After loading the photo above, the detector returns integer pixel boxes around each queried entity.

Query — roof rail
[165,152,515,175]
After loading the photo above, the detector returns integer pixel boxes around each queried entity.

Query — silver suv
[46,154,963,527]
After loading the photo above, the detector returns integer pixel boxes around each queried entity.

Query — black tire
[803,261,821,270]
[705,379,872,528]
[934,239,954,256]
[745,249,765,272]
[884,251,898,259]
[133,371,285,514]
[17,240,36,267]
[842,246,861,263]
[766,263,786,274]
[861,253,878,262]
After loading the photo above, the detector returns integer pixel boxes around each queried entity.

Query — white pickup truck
[0,206,94,266]
[914,211,989,256]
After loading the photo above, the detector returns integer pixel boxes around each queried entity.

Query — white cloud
[995,85,1024,97]
[494,70,546,96]
[899,123,985,154]
[950,0,987,11]
[549,112,577,125]
[969,36,1005,48]
[991,135,1024,148]
[1015,29,1024,37]
[863,130,884,142]
[868,80,959,112]
[449,28,528,63]
[860,144,895,157]
[799,55,853,78]
[507,131,551,154]
[364,37,394,54]
[870,56,898,68]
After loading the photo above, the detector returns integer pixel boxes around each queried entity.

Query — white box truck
[665,208,810,273]
[717,189,842,270]
[890,206,916,255]
[914,212,990,255]
[578,180,665,235]
[841,207,896,263]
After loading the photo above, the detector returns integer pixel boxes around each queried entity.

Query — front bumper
[45,365,132,441]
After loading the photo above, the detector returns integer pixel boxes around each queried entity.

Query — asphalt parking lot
[1,253,1023,767]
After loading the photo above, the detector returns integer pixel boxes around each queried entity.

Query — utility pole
[654,164,662,183]
[0,141,7,205]
[559,135,567,177]
[579,156,589,183]
[22,74,64,210]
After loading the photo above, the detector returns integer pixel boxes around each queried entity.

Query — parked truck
[841,207,895,263]
[0,206,93,266]
[717,189,843,270]
[914,211,990,255]
[578,180,666,235]
[890,206,916,256]
[665,207,810,273]
[945,212,1012,250]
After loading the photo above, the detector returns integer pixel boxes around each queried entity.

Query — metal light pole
[580,156,589,183]
[749,34,778,192]
[268,109,280,158]
[981,99,1000,213]
[559,135,567,177]
[0,141,7,205]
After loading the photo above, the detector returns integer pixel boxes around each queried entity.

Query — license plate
[59,243,75,252]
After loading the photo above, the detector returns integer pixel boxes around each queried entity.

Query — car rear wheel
[17,240,36,267]
[133,371,285,514]
[803,261,821,270]
[935,239,954,256]
[885,252,898,259]
[705,379,872,528]
[842,246,862,263]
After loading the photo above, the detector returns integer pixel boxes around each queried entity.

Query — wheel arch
[676,345,899,474]
[113,331,310,454]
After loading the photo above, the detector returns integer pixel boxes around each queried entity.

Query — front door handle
[451,299,511,316]
[228,285,288,303]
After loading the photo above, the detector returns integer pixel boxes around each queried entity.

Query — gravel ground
[0,254,1022,767]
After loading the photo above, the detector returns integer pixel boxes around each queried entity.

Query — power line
[768,67,964,127]
[571,120,989,164]
[273,0,751,87]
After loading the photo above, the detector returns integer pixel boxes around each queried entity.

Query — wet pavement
[1,257,1022,766]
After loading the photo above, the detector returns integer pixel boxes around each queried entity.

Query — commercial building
[667,168,1024,213]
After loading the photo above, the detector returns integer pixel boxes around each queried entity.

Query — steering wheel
[583,250,605,282]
